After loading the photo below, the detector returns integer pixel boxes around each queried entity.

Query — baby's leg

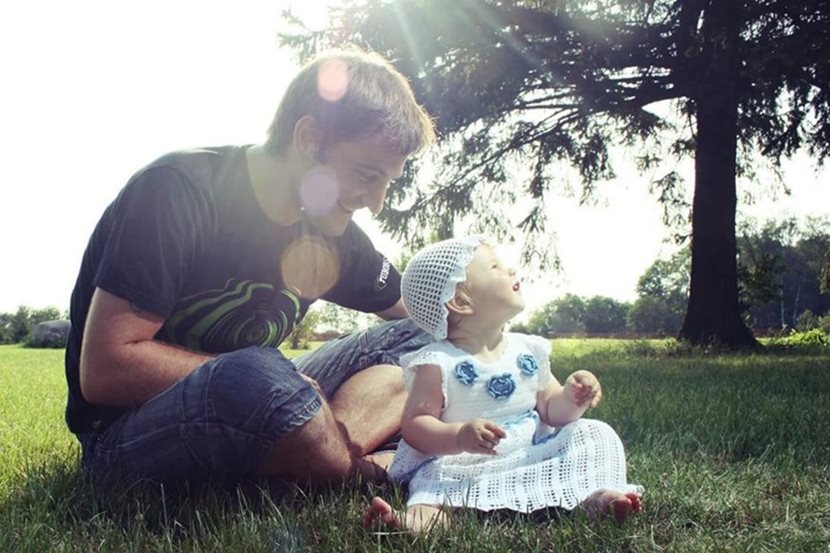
[582,489,642,523]
[363,498,448,533]
[405,503,449,533]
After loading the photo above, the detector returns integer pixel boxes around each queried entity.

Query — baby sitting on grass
[364,236,642,532]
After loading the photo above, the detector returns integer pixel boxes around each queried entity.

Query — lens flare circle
[299,166,339,216]
[280,236,341,299]
[317,59,349,102]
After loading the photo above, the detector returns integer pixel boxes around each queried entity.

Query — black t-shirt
[65,146,401,434]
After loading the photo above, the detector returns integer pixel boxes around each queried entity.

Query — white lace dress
[388,333,643,512]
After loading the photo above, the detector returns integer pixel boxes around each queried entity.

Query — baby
[364,236,643,532]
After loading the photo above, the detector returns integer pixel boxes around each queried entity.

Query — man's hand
[565,370,602,408]
[456,419,506,455]
[299,373,323,396]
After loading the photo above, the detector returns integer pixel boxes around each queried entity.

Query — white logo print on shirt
[374,257,391,291]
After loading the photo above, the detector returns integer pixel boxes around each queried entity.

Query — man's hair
[265,48,435,157]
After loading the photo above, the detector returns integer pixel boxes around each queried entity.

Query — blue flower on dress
[454,360,479,385]
[516,354,539,376]
[487,373,516,400]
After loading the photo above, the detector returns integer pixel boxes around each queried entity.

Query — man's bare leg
[328,364,406,456]
[363,498,448,533]
[255,364,405,483]
[255,396,377,482]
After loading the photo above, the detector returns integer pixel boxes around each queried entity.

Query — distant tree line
[738,217,830,331]
[513,217,830,337]
[0,306,67,345]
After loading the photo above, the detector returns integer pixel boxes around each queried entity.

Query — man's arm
[375,298,408,320]
[79,287,213,408]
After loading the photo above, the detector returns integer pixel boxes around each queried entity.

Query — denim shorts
[78,318,432,485]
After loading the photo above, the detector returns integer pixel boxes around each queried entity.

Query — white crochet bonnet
[401,236,485,339]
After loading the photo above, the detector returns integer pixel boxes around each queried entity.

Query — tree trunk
[792,275,803,326]
[679,2,758,348]
[779,290,786,329]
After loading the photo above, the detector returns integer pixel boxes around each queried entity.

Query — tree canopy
[280,0,830,346]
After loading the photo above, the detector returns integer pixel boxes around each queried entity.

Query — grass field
[1,341,828,552]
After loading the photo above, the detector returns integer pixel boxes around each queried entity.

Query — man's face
[298,133,408,237]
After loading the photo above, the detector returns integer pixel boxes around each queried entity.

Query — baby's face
[464,244,525,318]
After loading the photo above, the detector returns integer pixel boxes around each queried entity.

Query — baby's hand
[457,419,506,455]
[565,370,602,408]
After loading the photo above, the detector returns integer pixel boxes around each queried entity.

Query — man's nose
[364,183,388,215]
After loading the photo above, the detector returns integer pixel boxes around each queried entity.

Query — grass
[1,340,828,552]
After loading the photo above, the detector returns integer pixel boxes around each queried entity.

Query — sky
[1,0,828,319]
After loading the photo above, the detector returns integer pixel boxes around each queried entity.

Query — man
[64,49,435,486]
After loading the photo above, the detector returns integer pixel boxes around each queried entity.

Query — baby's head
[401,236,524,339]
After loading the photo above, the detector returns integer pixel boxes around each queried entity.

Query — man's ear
[292,115,323,160]
[446,288,474,316]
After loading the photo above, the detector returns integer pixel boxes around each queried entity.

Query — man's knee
[375,319,434,366]
[174,347,324,476]
[203,347,320,437]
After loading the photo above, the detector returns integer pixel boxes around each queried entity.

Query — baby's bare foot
[362,497,403,529]
[584,489,642,523]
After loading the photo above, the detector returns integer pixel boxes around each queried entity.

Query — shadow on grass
[2,459,597,552]
[0,456,317,551]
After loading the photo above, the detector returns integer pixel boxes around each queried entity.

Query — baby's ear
[446,287,474,316]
